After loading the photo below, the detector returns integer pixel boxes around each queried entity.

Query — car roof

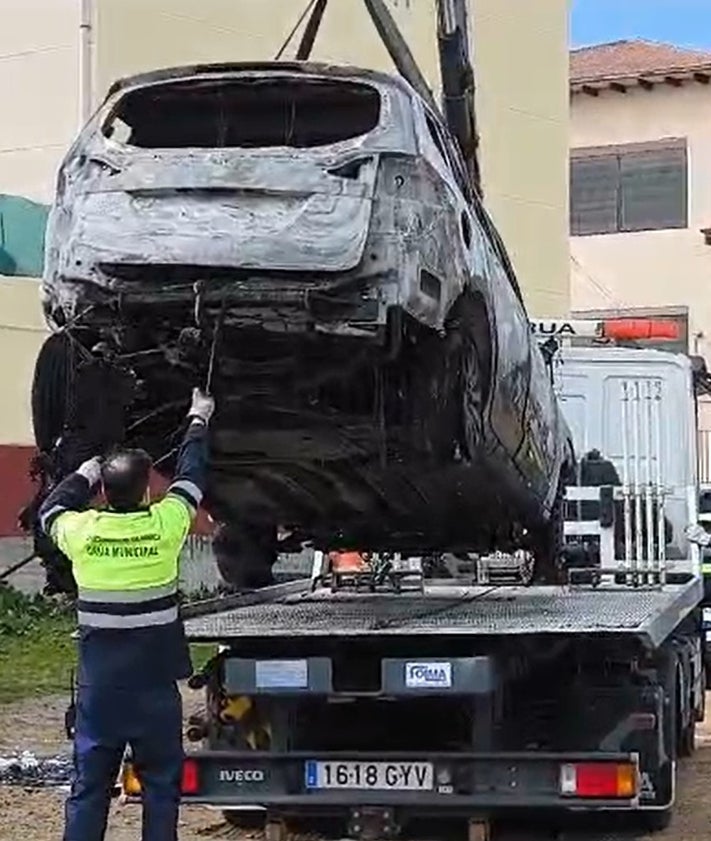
[106,61,418,101]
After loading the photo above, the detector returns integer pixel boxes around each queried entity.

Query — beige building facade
[0,0,570,535]
[570,41,711,356]
[569,41,711,466]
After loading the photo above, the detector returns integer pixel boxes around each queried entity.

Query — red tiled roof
[571,39,711,85]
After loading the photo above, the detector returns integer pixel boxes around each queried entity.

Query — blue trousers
[63,683,183,841]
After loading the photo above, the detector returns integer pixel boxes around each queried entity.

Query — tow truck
[119,317,705,838]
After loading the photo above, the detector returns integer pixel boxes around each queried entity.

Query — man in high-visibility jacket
[39,387,215,841]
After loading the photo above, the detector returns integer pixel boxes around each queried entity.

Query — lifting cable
[154,296,227,468]
[274,0,320,60]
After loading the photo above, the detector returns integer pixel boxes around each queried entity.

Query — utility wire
[569,252,630,310]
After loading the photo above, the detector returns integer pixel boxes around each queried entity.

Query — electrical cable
[569,252,630,309]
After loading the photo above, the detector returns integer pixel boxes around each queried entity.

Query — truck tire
[642,650,679,832]
[643,802,673,833]
[695,665,706,722]
[678,662,696,757]
[222,809,265,830]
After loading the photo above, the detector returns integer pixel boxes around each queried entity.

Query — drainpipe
[79,0,93,125]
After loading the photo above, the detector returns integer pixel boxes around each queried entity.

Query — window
[424,111,470,197]
[104,78,381,149]
[425,113,449,166]
[570,141,688,236]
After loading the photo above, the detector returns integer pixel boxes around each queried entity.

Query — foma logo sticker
[405,661,452,688]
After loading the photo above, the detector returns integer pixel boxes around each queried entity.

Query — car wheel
[213,521,277,590]
[447,292,489,457]
[31,333,73,453]
[532,479,565,584]
[460,323,485,455]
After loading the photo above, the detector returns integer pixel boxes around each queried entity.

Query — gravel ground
[1,691,711,840]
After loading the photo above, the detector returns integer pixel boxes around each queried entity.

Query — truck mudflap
[123,750,644,812]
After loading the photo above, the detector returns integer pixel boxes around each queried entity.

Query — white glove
[686,523,711,547]
[188,387,215,425]
[76,457,102,487]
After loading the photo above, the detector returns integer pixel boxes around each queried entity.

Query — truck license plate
[305,761,433,790]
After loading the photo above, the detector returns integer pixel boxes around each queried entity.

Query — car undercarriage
[33,282,518,552]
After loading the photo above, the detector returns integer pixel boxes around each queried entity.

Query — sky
[571,0,711,51]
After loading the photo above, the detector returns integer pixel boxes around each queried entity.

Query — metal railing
[699,429,711,485]
[564,377,668,588]
[620,378,667,583]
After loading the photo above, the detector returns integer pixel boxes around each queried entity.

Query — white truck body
[553,345,699,579]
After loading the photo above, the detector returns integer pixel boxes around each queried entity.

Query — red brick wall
[0,444,214,538]
[0,446,35,537]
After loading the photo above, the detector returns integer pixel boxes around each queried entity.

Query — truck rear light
[181,758,200,794]
[122,758,200,796]
[560,762,637,798]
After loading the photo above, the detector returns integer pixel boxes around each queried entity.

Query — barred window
[570,141,688,236]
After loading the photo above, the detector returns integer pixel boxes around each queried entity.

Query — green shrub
[0,586,72,637]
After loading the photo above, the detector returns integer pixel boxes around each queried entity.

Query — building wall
[570,84,711,362]
[0,279,46,445]
[473,0,570,316]
[93,0,570,315]
[0,279,47,538]
[0,0,81,203]
[0,0,80,539]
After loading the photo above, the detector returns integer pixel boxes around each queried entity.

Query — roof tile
[570,39,711,85]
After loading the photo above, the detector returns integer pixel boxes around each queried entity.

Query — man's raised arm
[164,388,215,518]
[38,458,102,537]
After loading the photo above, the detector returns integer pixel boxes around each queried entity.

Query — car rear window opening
[103,77,382,149]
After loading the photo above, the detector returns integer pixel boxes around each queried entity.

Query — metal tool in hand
[205,294,227,396]
[154,295,226,468]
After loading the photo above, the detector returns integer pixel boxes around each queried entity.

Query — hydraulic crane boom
[435,0,482,195]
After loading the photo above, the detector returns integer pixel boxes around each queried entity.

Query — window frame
[570,138,688,237]
[423,108,471,200]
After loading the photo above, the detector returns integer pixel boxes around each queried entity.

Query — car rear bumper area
[46,261,399,339]
[123,750,643,814]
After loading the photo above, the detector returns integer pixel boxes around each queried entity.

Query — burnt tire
[31,333,73,453]
[29,334,77,595]
[213,522,277,590]
[406,293,489,464]
[532,480,565,585]
[448,292,489,458]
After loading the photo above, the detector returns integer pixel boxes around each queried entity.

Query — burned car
[34,62,575,587]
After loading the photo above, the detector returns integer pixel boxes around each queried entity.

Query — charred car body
[33,59,574,588]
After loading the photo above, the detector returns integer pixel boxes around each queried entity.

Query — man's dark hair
[101,449,152,512]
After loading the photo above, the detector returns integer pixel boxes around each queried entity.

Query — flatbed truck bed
[183,579,703,649]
